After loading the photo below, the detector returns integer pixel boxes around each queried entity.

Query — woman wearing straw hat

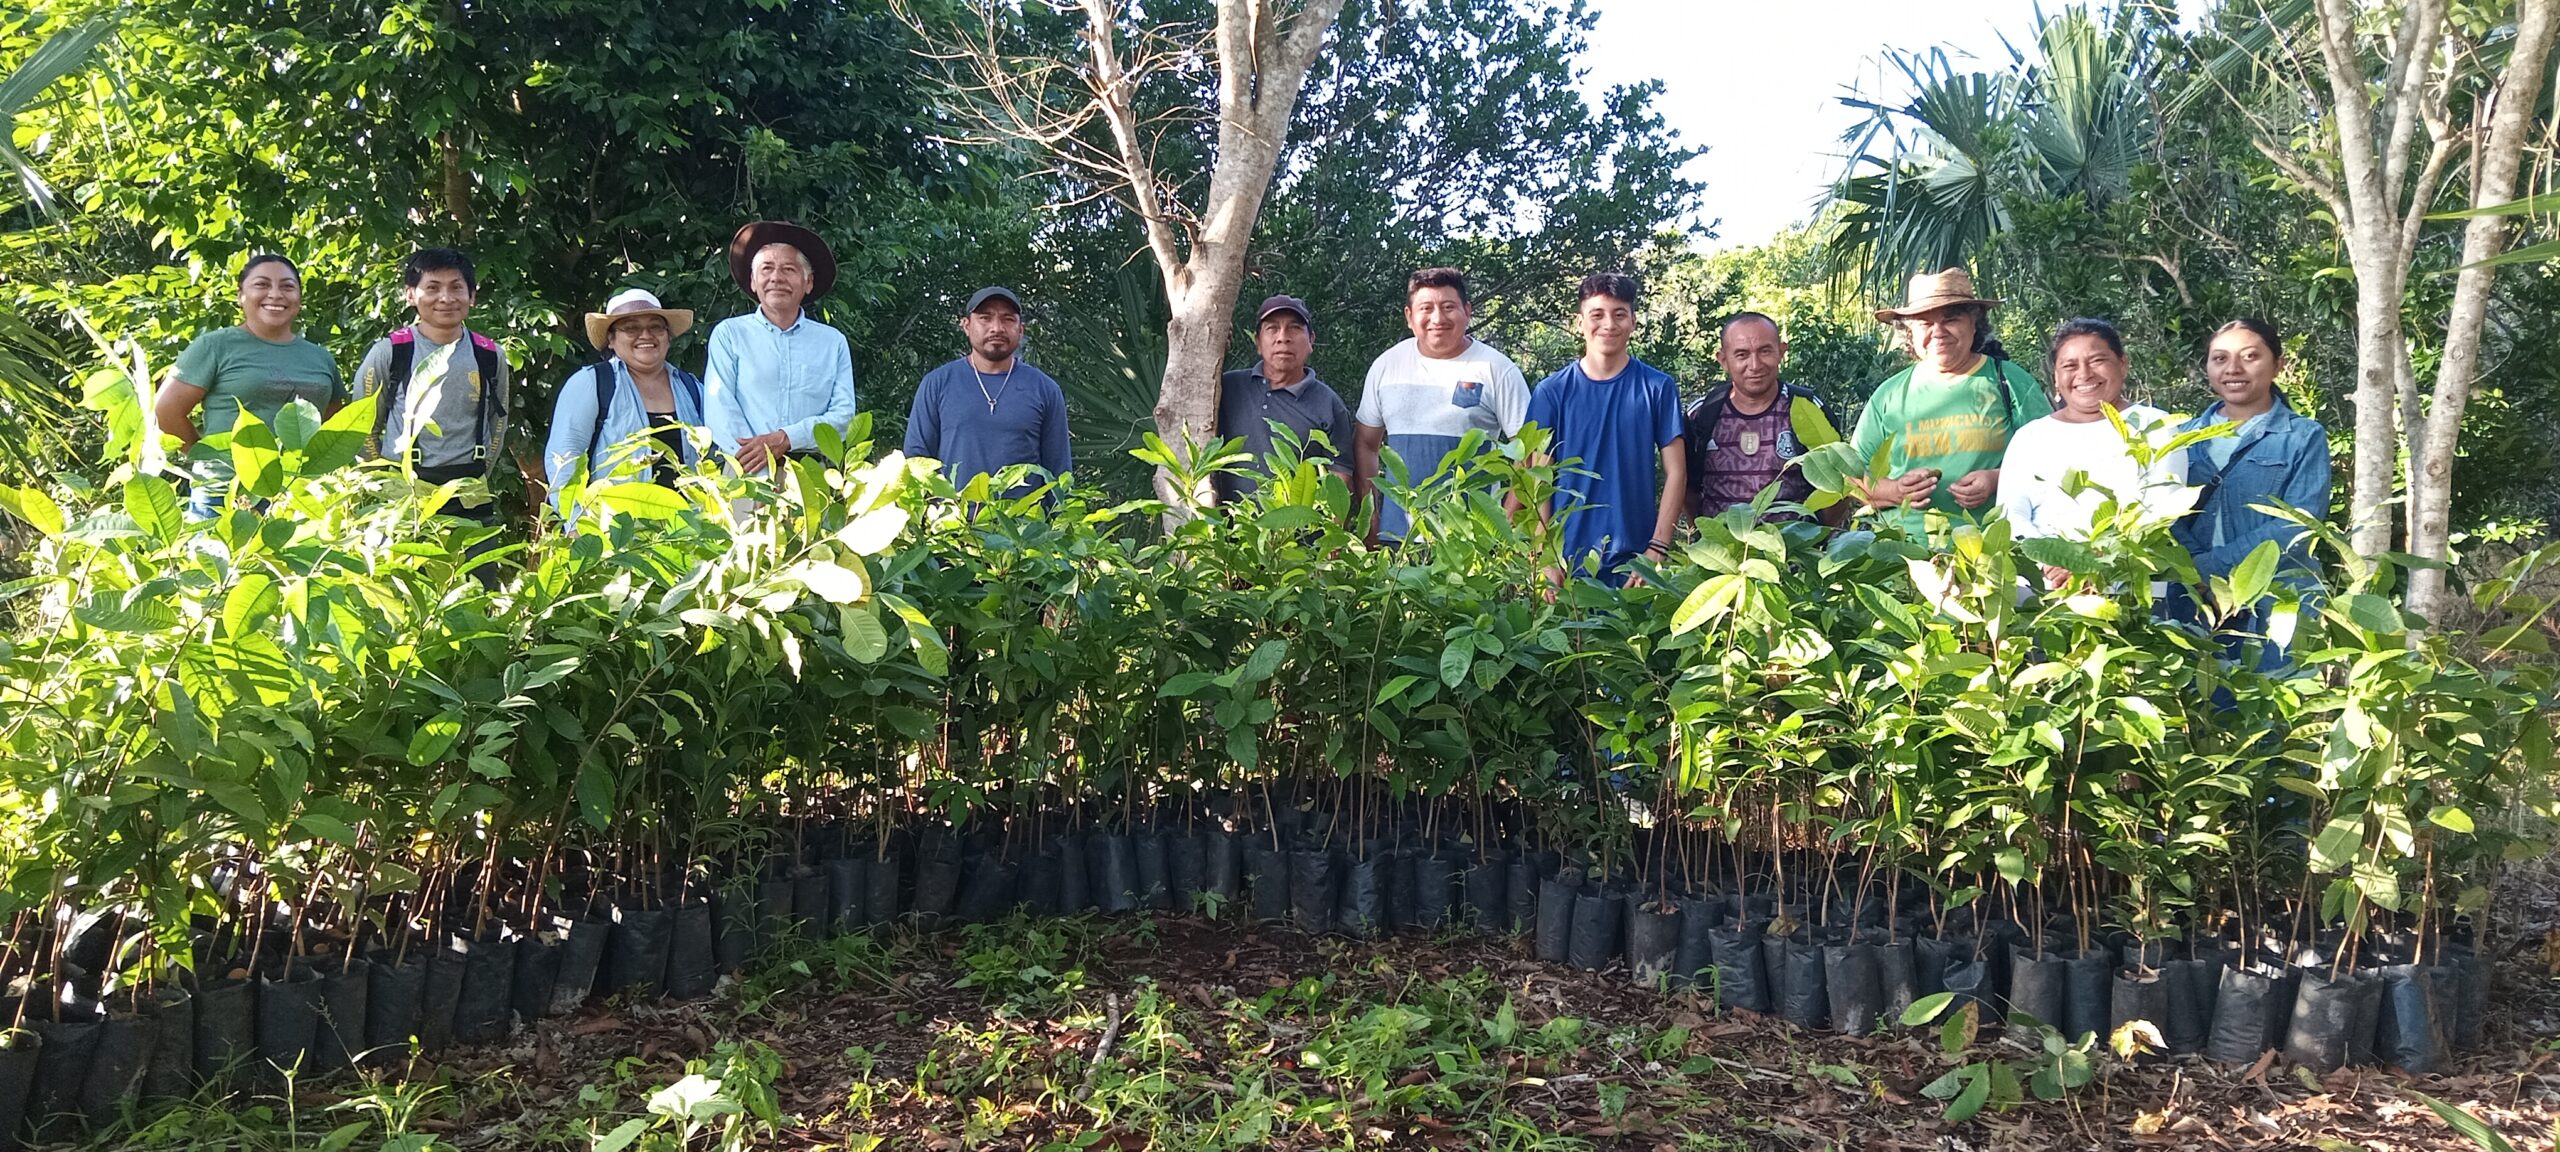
[1850,268,2051,536]
[541,288,712,513]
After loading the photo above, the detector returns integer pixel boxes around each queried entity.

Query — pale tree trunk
[2407,0,2560,623]
[1079,0,1348,513]
[2308,0,2449,559]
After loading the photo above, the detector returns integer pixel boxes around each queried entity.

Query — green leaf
[0,484,63,538]
[1901,991,1955,1027]
[591,1117,650,1152]
[787,561,868,605]
[1375,674,1421,705]
[1159,671,1218,698]
[123,475,182,542]
[203,782,268,827]
[1670,573,1745,635]
[2340,592,2404,635]
[2427,806,2476,835]
[74,596,178,633]
[1944,1067,1991,1123]
[301,394,375,473]
[2407,1090,2519,1152]
[2430,190,2560,220]
[271,398,322,453]
[223,573,280,637]
[313,1120,369,1152]
[1438,635,1475,689]
[295,813,360,847]
[1994,847,2027,886]
[1939,999,1979,1055]
[406,712,464,766]
[1241,639,1289,684]
[2309,815,2364,874]
[576,762,616,831]
[842,603,890,663]
[2229,540,2278,607]
[597,483,690,520]
[835,507,910,555]
[2466,236,2560,270]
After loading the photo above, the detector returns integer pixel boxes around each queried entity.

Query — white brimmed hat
[583,288,694,350]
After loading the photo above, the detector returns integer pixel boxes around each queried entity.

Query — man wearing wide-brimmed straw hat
[1847,266,2049,537]
[704,220,859,474]
[543,288,712,512]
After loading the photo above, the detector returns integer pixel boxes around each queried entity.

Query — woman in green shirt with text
[154,253,346,516]
[1849,268,2050,536]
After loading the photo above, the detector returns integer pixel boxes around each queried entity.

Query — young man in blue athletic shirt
[1523,272,1686,587]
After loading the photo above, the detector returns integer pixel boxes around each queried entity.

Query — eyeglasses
[613,320,673,338]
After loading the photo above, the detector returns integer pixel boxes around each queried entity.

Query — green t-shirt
[1849,355,2051,535]
[171,325,345,438]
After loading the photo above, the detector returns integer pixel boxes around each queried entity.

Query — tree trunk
[2407,0,2560,623]
[2312,0,2433,560]
[1155,273,1243,509]
[1102,0,1348,515]
[441,130,473,238]
[2342,262,2406,559]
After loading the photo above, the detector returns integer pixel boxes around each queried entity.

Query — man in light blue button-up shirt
[706,220,860,472]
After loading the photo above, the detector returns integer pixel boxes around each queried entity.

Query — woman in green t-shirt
[154,254,345,514]
[1848,268,2050,534]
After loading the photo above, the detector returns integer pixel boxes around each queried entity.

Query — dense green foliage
[0,401,2548,1042]
[0,0,1703,510]
[1816,3,2560,538]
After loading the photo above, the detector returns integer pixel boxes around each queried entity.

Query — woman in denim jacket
[544,289,714,515]
[2170,318,2332,664]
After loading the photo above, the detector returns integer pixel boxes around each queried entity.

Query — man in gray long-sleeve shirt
[903,287,1071,495]
[351,248,513,492]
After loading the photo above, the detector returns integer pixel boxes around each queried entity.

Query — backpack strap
[673,369,704,429]
[1981,355,2019,428]
[374,327,417,441]
[467,331,502,464]
[583,361,619,468]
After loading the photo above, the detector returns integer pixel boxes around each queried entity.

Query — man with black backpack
[352,248,512,499]
[1683,311,1847,527]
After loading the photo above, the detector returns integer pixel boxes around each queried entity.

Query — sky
[1576,0,2049,250]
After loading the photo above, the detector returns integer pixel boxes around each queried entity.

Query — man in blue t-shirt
[1524,272,1686,586]
[904,286,1072,495]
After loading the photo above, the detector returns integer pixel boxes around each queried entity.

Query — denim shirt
[2172,397,2332,582]
[542,359,710,511]
[703,310,859,454]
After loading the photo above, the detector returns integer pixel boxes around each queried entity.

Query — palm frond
[0,15,116,216]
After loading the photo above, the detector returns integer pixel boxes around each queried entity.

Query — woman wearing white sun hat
[542,288,713,513]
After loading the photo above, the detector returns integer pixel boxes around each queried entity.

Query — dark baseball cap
[1256,294,1313,328]
[963,285,1023,316]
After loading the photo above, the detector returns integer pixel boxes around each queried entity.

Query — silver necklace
[972,362,1017,413]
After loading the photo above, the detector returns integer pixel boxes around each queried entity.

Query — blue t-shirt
[1526,357,1685,574]
[903,357,1072,493]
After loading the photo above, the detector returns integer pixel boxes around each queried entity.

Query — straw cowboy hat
[1873,267,2003,321]
[728,220,838,300]
[583,288,695,351]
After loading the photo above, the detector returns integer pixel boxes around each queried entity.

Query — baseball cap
[1256,294,1313,328]
[963,286,1023,316]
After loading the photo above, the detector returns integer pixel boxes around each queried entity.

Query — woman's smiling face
[238,259,304,334]
[2207,327,2281,410]
[2052,333,2126,420]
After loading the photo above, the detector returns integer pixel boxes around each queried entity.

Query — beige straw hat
[1873,267,2003,321]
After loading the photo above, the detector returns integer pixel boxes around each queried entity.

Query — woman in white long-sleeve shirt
[1997,318,2192,590]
